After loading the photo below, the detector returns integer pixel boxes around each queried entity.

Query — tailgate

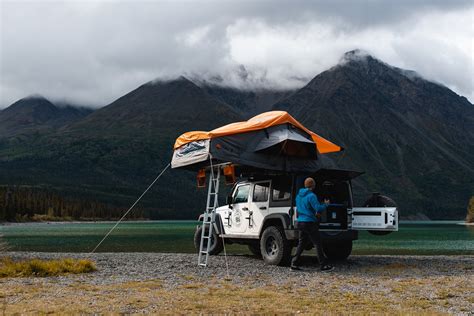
[351,207,398,231]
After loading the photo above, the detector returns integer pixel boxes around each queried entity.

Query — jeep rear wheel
[194,225,223,255]
[323,240,352,260]
[260,226,292,266]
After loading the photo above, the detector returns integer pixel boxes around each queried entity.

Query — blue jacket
[295,188,327,222]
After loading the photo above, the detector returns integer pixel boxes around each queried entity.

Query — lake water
[1,221,473,255]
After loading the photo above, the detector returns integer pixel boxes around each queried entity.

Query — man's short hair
[304,177,315,188]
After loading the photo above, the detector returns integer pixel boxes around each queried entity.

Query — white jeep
[194,169,398,265]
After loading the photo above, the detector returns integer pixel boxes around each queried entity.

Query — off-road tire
[248,243,261,257]
[323,240,353,260]
[193,225,223,255]
[364,194,397,236]
[260,226,292,266]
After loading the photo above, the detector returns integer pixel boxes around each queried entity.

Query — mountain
[67,76,241,136]
[1,52,473,220]
[273,50,474,218]
[190,64,296,116]
[200,84,294,116]
[0,95,93,138]
[0,77,242,219]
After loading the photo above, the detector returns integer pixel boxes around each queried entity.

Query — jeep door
[247,181,271,236]
[226,183,250,234]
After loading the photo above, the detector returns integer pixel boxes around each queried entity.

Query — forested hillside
[0,186,143,221]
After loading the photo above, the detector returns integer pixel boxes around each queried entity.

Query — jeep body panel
[206,170,397,248]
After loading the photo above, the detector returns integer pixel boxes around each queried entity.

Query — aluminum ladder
[198,166,221,267]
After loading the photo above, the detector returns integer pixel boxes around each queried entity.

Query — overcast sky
[1,0,473,108]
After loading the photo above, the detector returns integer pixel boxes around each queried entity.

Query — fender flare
[260,213,291,236]
[197,213,224,235]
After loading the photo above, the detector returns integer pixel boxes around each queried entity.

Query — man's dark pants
[291,221,327,267]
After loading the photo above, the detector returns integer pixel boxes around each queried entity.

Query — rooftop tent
[171,111,342,173]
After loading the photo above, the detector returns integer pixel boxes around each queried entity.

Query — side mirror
[226,196,233,209]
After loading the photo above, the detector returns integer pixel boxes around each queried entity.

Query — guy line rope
[90,162,171,253]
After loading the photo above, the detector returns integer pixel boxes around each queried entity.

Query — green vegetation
[0,185,145,221]
[467,196,474,223]
[0,257,96,277]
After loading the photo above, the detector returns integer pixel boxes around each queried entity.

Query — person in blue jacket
[291,177,334,272]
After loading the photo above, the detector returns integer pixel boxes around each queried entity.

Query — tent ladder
[198,165,221,267]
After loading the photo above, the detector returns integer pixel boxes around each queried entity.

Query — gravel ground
[1,252,473,314]
[2,252,473,286]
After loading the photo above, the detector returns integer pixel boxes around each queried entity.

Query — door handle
[242,207,249,211]
[259,206,267,210]
[224,212,232,226]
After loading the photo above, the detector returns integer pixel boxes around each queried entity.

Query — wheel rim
[265,236,278,258]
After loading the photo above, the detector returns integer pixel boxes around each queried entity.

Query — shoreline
[0,219,198,226]
[1,219,469,225]
[2,250,474,256]
[1,252,473,314]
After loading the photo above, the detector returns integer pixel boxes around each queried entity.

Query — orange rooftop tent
[171,111,342,172]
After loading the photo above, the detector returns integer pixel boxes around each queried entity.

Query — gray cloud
[1,0,472,108]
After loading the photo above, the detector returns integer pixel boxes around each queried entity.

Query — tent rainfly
[171,111,342,173]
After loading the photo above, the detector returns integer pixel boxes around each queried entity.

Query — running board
[219,234,259,240]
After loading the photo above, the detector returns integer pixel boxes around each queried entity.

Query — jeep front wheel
[260,226,292,266]
[193,225,223,255]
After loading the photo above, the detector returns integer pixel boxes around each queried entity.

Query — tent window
[272,177,292,202]
[253,182,270,202]
[233,185,250,204]
[272,188,291,201]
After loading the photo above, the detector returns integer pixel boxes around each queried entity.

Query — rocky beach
[1,252,473,314]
